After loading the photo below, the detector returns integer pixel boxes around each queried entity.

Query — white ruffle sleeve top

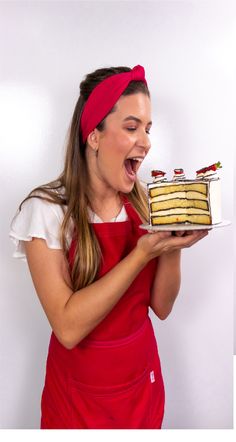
[9,192,128,261]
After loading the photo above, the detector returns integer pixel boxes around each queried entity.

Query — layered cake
[147,162,222,226]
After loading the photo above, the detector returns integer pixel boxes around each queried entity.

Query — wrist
[159,248,181,260]
[132,245,149,268]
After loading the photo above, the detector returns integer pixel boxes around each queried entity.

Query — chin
[119,181,136,194]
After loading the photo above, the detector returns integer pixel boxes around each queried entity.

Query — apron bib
[40,197,165,429]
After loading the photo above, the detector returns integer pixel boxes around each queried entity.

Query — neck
[86,147,122,213]
[86,177,122,219]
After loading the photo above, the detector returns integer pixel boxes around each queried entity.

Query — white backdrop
[0,0,235,430]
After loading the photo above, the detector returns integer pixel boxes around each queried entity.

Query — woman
[9,65,208,429]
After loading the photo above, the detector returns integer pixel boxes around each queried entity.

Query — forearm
[150,250,181,319]
[62,247,148,348]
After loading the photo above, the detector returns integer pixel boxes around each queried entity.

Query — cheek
[105,132,131,158]
[103,139,129,161]
[98,129,132,174]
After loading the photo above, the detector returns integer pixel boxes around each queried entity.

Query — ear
[87,129,100,150]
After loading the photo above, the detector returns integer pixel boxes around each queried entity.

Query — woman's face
[87,92,152,195]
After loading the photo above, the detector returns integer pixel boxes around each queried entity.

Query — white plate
[139,219,231,232]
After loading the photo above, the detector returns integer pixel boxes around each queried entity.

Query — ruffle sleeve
[9,196,66,261]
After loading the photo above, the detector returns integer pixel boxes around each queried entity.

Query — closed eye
[126,127,151,134]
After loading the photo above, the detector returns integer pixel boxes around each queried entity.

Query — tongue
[124,159,135,175]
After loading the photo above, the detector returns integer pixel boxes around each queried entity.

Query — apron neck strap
[121,194,143,225]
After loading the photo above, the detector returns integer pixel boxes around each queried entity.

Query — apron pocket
[68,367,153,429]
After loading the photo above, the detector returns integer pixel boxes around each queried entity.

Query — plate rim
[139,219,231,231]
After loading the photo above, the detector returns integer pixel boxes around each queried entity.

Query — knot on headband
[80,65,147,143]
[130,65,146,82]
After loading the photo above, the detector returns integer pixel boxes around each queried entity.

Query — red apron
[40,197,165,429]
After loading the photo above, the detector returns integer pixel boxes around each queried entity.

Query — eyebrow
[123,115,152,126]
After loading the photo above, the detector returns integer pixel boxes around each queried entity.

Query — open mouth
[124,157,143,181]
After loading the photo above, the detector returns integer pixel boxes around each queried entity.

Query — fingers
[172,229,209,237]
[174,230,209,248]
[147,231,172,242]
[150,229,209,253]
[143,227,210,260]
[172,231,185,237]
[148,230,172,238]
[150,229,210,238]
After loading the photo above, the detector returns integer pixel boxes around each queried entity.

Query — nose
[137,130,151,153]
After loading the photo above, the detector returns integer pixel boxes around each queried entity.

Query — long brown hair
[19,66,150,291]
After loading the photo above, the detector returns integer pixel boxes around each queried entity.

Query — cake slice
[147,163,222,226]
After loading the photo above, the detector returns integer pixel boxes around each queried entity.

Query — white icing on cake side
[209,179,221,224]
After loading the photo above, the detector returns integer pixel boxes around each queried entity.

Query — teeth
[128,157,143,162]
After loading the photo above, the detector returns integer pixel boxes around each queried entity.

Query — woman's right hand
[136,229,209,263]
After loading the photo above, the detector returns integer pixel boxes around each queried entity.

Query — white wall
[0,0,235,429]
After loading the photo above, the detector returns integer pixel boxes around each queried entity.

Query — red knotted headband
[80,65,147,143]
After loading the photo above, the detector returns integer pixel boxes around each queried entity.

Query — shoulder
[9,186,73,260]
[23,187,66,220]
[12,188,66,229]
